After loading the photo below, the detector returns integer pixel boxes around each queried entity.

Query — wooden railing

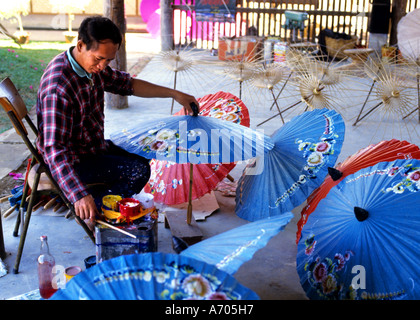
[171,0,420,49]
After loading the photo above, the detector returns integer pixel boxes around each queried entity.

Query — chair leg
[13,178,31,237]
[13,171,40,274]
[70,209,95,243]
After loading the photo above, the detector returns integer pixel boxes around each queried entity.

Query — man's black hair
[78,16,123,50]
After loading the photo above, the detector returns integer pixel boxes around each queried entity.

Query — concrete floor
[1,30,419,300]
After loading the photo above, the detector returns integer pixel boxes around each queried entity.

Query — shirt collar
[66,47,92,80]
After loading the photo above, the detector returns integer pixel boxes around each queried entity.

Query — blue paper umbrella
[180,213,293,274]
[236,108,345,221]
[51,252,259,300]
[297,159,420,300]
[110,115,273,164]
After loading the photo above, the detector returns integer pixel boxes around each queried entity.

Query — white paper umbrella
[398,8,420,61]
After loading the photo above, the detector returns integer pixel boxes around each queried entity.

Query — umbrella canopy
[176,91,250,126]
[144,91,249,205]
[296,139,420,243]
[297,159,420,300]
[110,114,273,164]
[180,213,293,274]
[236,108,345,221]
[145,159,235,205]
[397,8,420,61]
[51,253,259,300]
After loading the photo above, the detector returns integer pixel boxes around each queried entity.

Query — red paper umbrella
[187,91,250,127]
[296,139,420,243]
[144,91,249,205]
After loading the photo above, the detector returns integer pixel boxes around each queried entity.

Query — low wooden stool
[164,210,203,246]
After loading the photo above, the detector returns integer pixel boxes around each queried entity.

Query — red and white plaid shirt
[36,50,133,204]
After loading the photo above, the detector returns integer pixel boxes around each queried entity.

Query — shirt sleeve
[40,93,89,204]
[101,66,134,96]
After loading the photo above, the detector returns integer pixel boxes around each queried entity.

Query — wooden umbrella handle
[187,163,193,225]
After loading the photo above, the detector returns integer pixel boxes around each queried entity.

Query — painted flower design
[322,274,338,295]
[172,179,182,189]
[334,253,346,271]
[156,129,177,142]
[315,141,331,153]
[151,140,167,151]
[304,234,316,255]
[302,234,355,299]
[154,270,170,283]
[210,110,225,119]
[138,134,154,147]
[223,113,240,123]
[408,170,420,184]
[306,152,324,166]
[313,262,328,282]
[182,274,212,297]
[208,292,229,300]
[91,259,244,300]
[157,180,166,194]
[384,164,420,194]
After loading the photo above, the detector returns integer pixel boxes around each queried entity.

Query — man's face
[75,39,119,74]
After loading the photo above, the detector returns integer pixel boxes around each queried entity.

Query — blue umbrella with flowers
[297,159,420,300]
[236,108,345,221]
[51,214,293,300]
[110,102,273,223]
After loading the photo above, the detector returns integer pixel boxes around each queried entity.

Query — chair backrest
[0,77,43,165]
[0,77,31,136]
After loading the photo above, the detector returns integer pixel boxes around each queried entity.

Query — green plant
[0,40,69,133]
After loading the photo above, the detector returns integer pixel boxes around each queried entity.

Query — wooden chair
[0,77,95,274]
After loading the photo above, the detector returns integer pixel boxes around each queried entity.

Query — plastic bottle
[37,235,57,299]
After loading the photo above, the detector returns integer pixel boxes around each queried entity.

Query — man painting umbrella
[36,16,199,228]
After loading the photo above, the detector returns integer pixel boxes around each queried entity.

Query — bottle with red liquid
[37,235,57,299]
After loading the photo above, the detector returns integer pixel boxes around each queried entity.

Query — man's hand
[173,91,200,116]
[74,194,98,221]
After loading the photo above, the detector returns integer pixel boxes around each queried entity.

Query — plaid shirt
[36,50,133,204]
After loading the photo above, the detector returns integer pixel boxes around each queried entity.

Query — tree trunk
[389,0,408,45]
[161,0,174,51]
[104,0,129,109]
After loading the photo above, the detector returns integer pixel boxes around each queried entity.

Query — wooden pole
[187,163,193,225]
[161,0,174,51]
[104,0,129,109]
[389,0,408,45]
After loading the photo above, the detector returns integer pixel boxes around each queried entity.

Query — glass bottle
[37,235,57,299]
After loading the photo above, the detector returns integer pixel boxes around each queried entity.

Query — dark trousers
[73,140,151,208]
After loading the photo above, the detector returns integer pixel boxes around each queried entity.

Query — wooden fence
[172,0,420,49]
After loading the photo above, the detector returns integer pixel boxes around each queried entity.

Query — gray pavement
[1,30,419,301]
